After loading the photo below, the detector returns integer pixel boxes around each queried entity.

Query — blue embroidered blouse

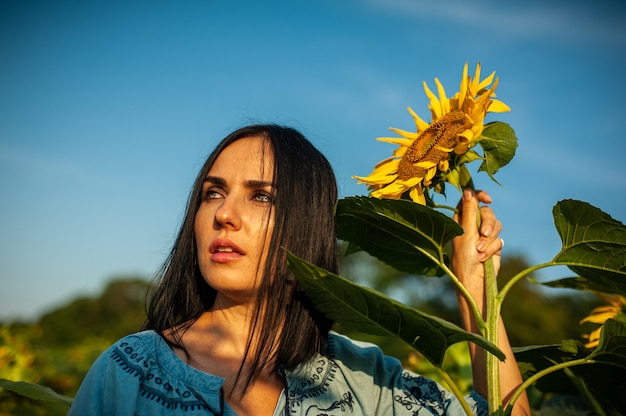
[69,330,487,415]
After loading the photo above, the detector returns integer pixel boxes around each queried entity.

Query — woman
[70,124,529,415]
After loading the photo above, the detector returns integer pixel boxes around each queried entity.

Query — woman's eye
[204,189,222,200]
[253,191,273,203]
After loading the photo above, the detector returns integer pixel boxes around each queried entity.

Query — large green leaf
[591,319,626,366]
[0,379,74,406]
[542,276,626,296]
[336,197,462,277]
[552,200,626,294]
[287,251,504,367]
[476,121,518,181]
[514,320,626,413]
[514,341,590,395]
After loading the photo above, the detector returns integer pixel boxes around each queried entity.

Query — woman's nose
[213,195,242,230]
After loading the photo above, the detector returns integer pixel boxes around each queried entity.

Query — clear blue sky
[1,0,625,320]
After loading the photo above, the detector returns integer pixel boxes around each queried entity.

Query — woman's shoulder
[70,330,230,415]
[327,332,401,364]
[75,330,189,391]
[97,330,168,376]
[283,332,487,415]
[326,331,405,382]
[106,329,161,355]
[84,330,155,369]
[92,330,223,389]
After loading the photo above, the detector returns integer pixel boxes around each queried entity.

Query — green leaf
[591,319,626,366]
[542,276,626,296]
[0,379,74,406]
[336,197,462,277]
[552,200,626,295]
[514,320,626,412]
[458,163,472,188]
[441,162,473,194]
[476,121,518,181]
[286,251,505,367]
[441,165,461,192]
[513,342,589,386]
[458,149,483,165]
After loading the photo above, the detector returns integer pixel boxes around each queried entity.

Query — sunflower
[354,62,510,204]
[580,293,626,348]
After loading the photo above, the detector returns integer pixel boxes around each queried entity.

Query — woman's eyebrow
[203,176,275,189]
[245,180,275,189]
[203,175,226,186]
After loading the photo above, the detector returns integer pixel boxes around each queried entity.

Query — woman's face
[194,136,275,304]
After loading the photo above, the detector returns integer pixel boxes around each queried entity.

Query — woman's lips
[209,238,244,263]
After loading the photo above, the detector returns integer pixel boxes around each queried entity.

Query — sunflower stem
[483,256,502,414]
[469,182,502,414]
[431,202,458,213]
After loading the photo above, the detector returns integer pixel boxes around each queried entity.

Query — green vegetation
[0,277,149,415]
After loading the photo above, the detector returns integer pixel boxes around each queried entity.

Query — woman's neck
[177,304,253,366]
[168,306,285,415]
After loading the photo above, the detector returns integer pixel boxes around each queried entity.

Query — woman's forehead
[208,136,274,180]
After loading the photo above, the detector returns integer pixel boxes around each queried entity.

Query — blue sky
[1,0,625,320]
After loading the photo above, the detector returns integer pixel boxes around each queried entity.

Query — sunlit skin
[169,137,285,415]
[194,136,275,307]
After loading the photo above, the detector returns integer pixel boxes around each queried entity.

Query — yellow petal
[372,155,399,169]
[458,62,469,109]
[470,121,484,136]
[372,181,409,199]
[459,130,473,141]
[401,176,423,187]
[583,327,602,348]
[415,160,438,169]
[392,146,408,157]
[435,78,450,115]
[477,71,496,92]
[470,62,482,95]
[434,146,454,155]
[371,189,401,199]
[580,307,620,324]
[409,186,426,204]
[354,164,396,181]
[424,166,437,183]
[488,99,511,113]
[377,137,414,147]
[407,106,430,132]
[388,127,419,140]
[354,174,394,186]
[580,312,616,325]
[423,81,442,119]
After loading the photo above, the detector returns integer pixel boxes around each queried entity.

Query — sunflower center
[397,110,466,180]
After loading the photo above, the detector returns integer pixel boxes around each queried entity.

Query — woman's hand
[451,189,504,294]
